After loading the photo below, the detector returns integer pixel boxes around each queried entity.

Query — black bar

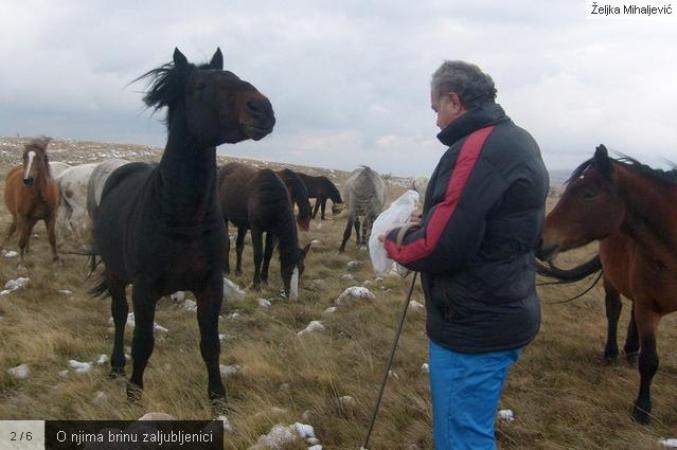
[45,420,224,450]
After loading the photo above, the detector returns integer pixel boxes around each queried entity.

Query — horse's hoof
[603,350,618,364]
[109,367,125,379]
[126,382,143,403]
[632,404,651,424]
[210,397,229,416]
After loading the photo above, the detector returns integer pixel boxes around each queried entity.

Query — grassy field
[0,137,675,449]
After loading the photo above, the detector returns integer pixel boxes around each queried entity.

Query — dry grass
[0,137,676,449]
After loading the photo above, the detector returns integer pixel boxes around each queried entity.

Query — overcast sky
[1,1,675,176]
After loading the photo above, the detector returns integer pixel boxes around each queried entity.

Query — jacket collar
[437,102,508,147]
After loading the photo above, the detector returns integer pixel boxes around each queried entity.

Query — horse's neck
[618,168,677,258]
[157,116,217,221]
[276,213,298,267]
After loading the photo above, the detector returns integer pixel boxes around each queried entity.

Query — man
[379,61,549,449]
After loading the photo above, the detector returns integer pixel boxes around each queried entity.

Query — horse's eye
[582,189,598,199]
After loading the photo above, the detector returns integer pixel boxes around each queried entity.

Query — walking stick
[361,270,418,450]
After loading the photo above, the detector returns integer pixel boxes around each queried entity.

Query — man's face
[431,91,466,129]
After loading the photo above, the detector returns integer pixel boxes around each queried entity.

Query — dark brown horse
[274,168,312,231]
[536,145,677,424]
[91,48,275,410]
[2,137,60,266]
[217,162,309,299]
[296,172,343,220]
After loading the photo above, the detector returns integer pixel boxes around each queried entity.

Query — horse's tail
[89,272,109,298]
[535,254,602,282]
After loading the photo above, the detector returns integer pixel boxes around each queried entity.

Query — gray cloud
[1,1,675,176]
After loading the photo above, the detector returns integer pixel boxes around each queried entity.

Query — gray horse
[339,166,385,252]
[87,158,129,221]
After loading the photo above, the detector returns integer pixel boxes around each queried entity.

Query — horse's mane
[25,136,51,153]
[568,154,677,187]
[134,59,213,125]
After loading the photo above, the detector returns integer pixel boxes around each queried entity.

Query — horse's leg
[624,304,640,364]
[127,284,158,402]
[223,220,231,274]
[235,226,246,276]
[109,275,129,378]
[362,216,372,246]
[312,198,320,219]
[251,228,263,290]
[320,198,327,220]
[45,215,59,263]
[193,275,227,412]
[1,216,17,250]
[339,216,354,253]
[17,217,36,265]
[632,306,660,424]
[354,217,361,246]
[603,281,622,362]
[261,232,275,286]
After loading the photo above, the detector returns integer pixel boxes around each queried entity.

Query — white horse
[56,163,99,246]
[86,159,129,221]
[339,166,386,252]
[49,161,71,179]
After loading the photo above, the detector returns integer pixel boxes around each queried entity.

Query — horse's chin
[241,123,273,141]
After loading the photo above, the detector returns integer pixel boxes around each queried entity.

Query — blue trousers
[429,340,520,450]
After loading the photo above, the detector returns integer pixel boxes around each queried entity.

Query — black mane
[568,154,677,187]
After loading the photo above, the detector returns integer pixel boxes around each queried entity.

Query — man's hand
[378,234,386,243]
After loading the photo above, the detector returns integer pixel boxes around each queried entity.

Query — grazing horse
[339,166,385,252]
[56,163,99,245]
[297,172,343,220]
[274,168,312,231]
[92,48,275,409]
[217,162,309,299]
[536,145,677,424]
[2,137,60,266]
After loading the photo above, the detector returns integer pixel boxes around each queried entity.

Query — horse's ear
[302,243,311,255]
[173,48,189,68]
[594,144,613,177]
[209,48,224,70]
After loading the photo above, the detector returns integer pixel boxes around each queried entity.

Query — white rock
[322,307,337,316]
[388,370,399,379]
[96,354,109,365]
[293,422,316,440]
[69,360,92,374]
[92,391,108,405]
[170,291,186,302]
[108,313,168,333]
[362,280,373,286]
[339,395,356,414]
[7,364,29,379]
[258,298,272,308]
[660,439,677,448]
[58,370,69,378]
[308,445,323,450]
[336,287,376,305]
[297,321,325,336]
[346,260,360,270]
[223,277,246,301]
[181,299,197,312]
[409,300,425,312]
[139,412,176,420]
[497,409,515,422]
[219,364,241,378]
[421,363,430,373]
[2,250,18,258]
[340,274,354,281]
[310,239,322,246]
[57,289,73,295]
[228,312,241,319]
[217,415,233,433]
[254,424,298,449]
[5,277,29,290]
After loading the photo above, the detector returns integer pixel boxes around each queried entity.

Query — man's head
[430,61,497,129]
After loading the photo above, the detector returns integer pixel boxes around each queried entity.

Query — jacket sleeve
[384,131,508,274]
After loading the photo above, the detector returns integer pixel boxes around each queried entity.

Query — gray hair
[431,61,497,109]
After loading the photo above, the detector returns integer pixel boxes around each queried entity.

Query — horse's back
[87,159,129,220]
[344,166,385,215]
[249,169,294,228]
[217,162,258,225]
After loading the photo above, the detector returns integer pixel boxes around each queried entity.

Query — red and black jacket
[385,103,548,353]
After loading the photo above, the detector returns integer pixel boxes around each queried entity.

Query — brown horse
[296,172,343,220]
[274,168,312,231]
[536,144,677,424]
[2,137,60,266]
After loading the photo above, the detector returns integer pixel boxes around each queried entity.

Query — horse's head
[139,48,275,148]
[22,137,51,186]
[331,202,344,216]
[281,243,311,300]
[537,145,625,262]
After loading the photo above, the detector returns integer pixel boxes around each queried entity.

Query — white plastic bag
[369,190,420,274]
